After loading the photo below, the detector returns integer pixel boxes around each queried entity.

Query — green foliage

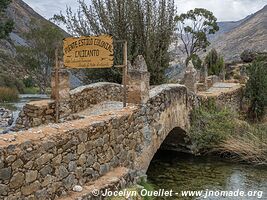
[0,73,25,93]
[175,8,219,59]
[245,59,267,121]
[53,0,175,85]
[189,100,236,153]
[186,54,202,69]
[17,21,64,93]
[23,87,40,94]
[205,49,225,75]
[0,0,14,39]
[23,77,35,88]
[0,87,19,102]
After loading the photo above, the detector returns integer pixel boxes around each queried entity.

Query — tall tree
[204,48,224,76]
[53,0,175,85]
[17,21,64,93]
[175,8,219,60]
[245,58,267,121]
[0,0,14,39]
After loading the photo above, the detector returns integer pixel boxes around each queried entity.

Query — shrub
[0,87,19,102]
[186,54,202,69]
[189,100,236,153]
[0,73,25,93]
[240,49,256,63]
[23,76,35,88]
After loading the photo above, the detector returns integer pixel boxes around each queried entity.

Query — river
[0,94,48,133]
[147,150,267,200]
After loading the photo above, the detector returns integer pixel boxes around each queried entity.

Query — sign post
[63,35,128,107]
[55,48,60,123]
[63,35,114,68]
[123,41,127,107]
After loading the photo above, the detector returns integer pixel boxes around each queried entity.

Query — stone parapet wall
[68,82,123,113]
[0,106,141,200]
[14,82,124,131]
[14,100,56,131]
[0,84,193,200]
[213,86,244,111]
[198,84,244,112]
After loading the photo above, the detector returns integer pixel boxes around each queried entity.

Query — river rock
[0,108,13,128]
[73,185,83,192]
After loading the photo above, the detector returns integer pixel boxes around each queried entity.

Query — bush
[0,73,25,93]
[23,77,35,88]
[240,49,256,63]
[186,54,202,69]
[189,100,236,153]
[0,87,19,102]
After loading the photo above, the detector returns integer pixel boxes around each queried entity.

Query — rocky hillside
[0,0,67,81]
[210,5,267,62]
[209,15,252,41]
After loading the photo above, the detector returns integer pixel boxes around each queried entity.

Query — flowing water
[147,150,267,200]
[0,94,48,133]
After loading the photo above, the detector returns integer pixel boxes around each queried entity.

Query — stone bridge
[0,56,243,200]
[0,57,197,200]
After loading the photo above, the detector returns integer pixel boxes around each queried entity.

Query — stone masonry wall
[0,84,192,200]
[198,85,244,112]
[14,82,124,131]
[68,82,123,113]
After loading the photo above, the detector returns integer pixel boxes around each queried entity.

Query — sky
[23,0,267,22]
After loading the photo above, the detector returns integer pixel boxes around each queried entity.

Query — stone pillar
[51,67,70,101]
[126,55,150,104]
[183,61,198,93]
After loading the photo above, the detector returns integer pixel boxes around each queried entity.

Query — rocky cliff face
[0,0,47,55]
[210,5,267,62]
[0,0,67,78]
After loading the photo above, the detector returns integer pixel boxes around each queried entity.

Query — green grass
[189,101,267,165]
[22,87,40,94]
[0,103,17,110]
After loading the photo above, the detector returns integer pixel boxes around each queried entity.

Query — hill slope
[0,0,70,91]
[210,5,267,62]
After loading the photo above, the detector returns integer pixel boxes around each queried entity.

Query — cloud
[175,0,267,21]
[24,0,267,21]
[23,0,80,19]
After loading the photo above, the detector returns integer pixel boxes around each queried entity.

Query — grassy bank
[189,101,267,165]
[109,179,154,200]
[0,87,19,102]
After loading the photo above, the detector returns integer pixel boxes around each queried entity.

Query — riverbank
[189,101,267,165]
[0,94,49,134]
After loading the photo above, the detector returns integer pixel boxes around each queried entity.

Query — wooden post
[55,48,60,123]
[123,41,127,107]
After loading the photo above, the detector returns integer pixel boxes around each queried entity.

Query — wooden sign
[63,35,114,68]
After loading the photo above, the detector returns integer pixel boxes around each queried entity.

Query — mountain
[209,15,252,41]
[0,0,72,91]
[209,5,267,62]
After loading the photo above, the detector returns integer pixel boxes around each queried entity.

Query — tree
[245,58,267,121]
[0,0,14,39]
[175,8,219,60]
[186,53,202,69]
[17,21,64,93]
[204,49,224,76]
[53,0,175,85]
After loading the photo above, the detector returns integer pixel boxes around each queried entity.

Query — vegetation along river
[147,150,267,200]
